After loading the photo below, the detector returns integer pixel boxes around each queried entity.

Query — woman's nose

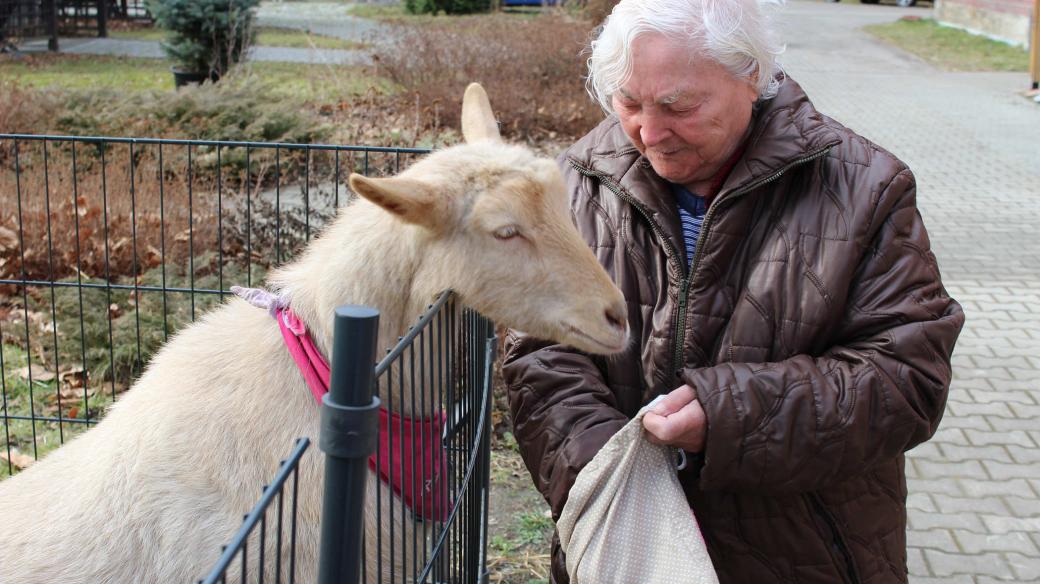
[639,115,671,148]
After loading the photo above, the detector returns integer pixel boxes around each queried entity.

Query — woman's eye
[493,225,521,240]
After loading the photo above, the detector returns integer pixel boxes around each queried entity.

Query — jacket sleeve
[502,333,629,518]
[683,168,965,494]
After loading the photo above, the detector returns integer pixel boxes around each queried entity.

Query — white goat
[0,84,628,583]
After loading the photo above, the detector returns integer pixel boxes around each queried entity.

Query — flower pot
[172,68,221,88]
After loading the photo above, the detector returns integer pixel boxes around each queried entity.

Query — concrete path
[780,2,1040,582]
[13,0,382,65]
[256,1,390,41]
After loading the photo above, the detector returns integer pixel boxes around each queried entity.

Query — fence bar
[199,438,311,584]
[97,0,108,37]
[318,306,382,584]
[1031,0,1039,90]
[46,0,59,51]
[0,134,430,154]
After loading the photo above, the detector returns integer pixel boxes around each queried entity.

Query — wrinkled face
[612,34,758,190]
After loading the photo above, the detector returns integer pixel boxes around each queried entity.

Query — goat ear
[461,83,502,144]
[349,174,444,229]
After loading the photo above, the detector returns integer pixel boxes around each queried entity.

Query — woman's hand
[642,384,707,453]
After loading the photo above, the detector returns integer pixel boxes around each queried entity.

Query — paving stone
[911,577,975,584]
[907,546,930,577]
[976,577,1024,584]
[955,478,1035,499]
[970,356,1035,371]
[940,416,994,432]
[910,477,967,498]
[979,515,1040,535]
[982,460,1040,481]
[965,388,1031,407]
[947,401,1015,418]
[908,529,960,553]
[963,429,1036,449]
[1007,403,1040,418]
[980,418,1040,432]
[1003,496,1040,517]
[915,459,987,480]
[938,444,1014,464]
[952,529,1038,556]
[1004,445,1040,465]
[908,441,945,461]
[933,493,1009,516]
[932,427,971,446]
[909,510,985,533]
[923,549,1013,579]
[908,492,938,513]
[1008,552,1040,582]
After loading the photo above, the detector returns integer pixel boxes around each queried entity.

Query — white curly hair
[586,0,787,112]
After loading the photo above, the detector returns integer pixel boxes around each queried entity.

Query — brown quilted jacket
[502,78,964,584]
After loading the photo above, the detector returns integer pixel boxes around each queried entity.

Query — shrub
[404,0,492,16]
[146,0,261,77]
[374,12,604,144]
[0,81,60,135]
[51,77,329,145]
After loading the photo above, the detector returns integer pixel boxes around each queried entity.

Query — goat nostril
[605,306,626,332]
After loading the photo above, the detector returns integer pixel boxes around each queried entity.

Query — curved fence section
[200,438,311,584]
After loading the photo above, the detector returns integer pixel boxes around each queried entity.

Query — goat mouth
[564,324,626,353]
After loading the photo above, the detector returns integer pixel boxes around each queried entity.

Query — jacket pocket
[806,493,860,584]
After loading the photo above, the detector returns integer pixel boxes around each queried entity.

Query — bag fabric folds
[557,398,719,584]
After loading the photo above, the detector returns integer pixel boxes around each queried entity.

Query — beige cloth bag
[557,397,719,584]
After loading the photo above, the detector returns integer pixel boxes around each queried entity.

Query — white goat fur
[0,84,627,583]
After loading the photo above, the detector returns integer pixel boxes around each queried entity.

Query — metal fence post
[318,306,381,584]
[1030,0,1039,90]
[46,0,59,51]
[96,0,107,37]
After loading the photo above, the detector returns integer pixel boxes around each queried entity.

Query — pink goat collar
[232,286,449,522]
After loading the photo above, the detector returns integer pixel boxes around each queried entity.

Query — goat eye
[492,225,521,240]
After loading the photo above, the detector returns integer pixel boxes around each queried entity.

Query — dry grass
[373,11,604,143]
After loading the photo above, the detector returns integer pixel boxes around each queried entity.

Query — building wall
[935,0,1034,47]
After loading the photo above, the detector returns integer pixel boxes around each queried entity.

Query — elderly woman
[502,0,964,582]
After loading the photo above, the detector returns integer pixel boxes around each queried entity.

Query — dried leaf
[61,368,89,390]
[0,449,35,470]
[59,382,93,401]
[0,226,17,251]
[14,366,56,382]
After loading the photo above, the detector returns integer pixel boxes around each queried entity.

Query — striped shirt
[672,184,708,269]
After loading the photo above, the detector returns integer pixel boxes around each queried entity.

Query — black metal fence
[1,0,151,49]
[198,296,495,584]
[0,134,493,582]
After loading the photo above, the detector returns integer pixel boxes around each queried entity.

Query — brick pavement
[780,2,1040,581]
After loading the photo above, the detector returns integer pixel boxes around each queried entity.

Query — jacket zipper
[570,163,690,373]
[676,145,834,370]
[808,493,860,584]
[571,144,834,374]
